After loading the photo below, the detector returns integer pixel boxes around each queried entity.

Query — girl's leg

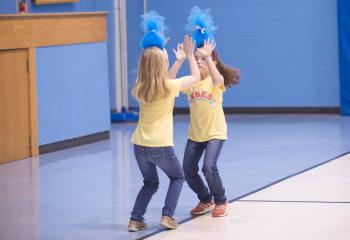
[151,147,185,218]
[202,139,226,204]
[131,145,160,222]
[183,139,212,202]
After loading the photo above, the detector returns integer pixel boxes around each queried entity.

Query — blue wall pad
[111,107,139,123]
[338,0,350,116]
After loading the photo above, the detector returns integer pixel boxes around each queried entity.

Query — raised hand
[183,35,196,56]
[197,39,216,58]
[173,43,186,62]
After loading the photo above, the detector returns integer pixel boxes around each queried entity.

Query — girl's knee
[170,174,185,183]
[144,180,159,192]
[202,164,218,176]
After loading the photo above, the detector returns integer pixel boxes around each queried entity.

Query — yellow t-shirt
[131,78,183,147]
[184,76,227,142]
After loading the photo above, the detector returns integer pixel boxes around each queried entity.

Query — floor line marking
[238,199,350,204]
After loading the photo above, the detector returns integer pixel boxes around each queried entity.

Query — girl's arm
[168,43,186,79]
[198,39,224,87]
[179,35,201,90]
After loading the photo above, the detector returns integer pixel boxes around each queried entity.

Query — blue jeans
[131,145,185,222]
[183,139,227,204]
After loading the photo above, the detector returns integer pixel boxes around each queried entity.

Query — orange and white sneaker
[190,199,214,215]
[212,202,229,217]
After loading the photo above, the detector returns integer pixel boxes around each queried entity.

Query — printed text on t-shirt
[189,89,216,106]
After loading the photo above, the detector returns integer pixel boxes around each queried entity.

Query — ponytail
[211,50,240,88]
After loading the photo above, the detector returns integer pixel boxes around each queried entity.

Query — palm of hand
[197,47,212,58]
[175,49,186,61]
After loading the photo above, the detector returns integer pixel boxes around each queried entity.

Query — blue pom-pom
[139,11,168,49]
[140,32,166,49]
[185,6,217,48]
[192,29,210,49]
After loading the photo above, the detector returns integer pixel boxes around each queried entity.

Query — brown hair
[211,50,240,87]
[132,47,170,103]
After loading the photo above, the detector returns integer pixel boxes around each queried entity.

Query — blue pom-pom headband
[185,6,217,48]
[139,11,168,50]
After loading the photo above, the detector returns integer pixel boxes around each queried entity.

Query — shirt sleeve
[219,83,226,92]
[214,82,226,93]
[168,78,182,97]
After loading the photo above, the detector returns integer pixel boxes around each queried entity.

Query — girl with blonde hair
[128,11,204,231]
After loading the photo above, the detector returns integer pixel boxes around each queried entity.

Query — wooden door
[0,49,31,164]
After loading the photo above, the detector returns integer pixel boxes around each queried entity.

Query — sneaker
[128,220,147,232]
[160,215,178,229]
[212,202,229,217]
[190,199,214,215]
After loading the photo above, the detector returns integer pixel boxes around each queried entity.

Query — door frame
[28,47,39,157]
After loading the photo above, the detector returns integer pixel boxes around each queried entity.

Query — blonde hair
[132,47,170,103]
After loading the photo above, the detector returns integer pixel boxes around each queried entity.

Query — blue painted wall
[36,43,110,145]
[0,1,16,13]
[0,0,114,145]
[127,0,339,108]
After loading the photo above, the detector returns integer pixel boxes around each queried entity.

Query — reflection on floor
[0,115,349,240]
